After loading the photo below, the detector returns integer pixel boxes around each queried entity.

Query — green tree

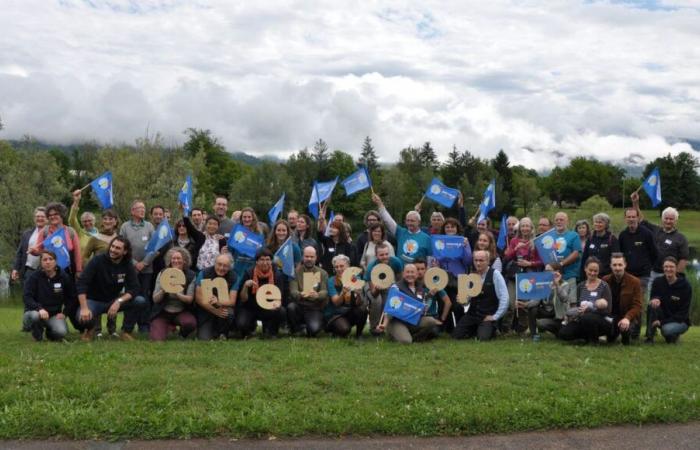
[492,149,514,215]
[285,148,317,213]
[357,136,379,173]
[542,158,624,206]
[512,169,541,216]
[418,141,439,171]
[313,138,330,180]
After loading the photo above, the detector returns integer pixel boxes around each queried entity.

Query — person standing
[12,207,47,285]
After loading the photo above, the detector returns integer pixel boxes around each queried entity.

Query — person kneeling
[452,250,509,341]
[326,255,367,338]
[645,256,691,344]
[236,249,286,339]
[288,246,328,337]
[23,250,75,341]
[149,247,197,341]
[376,263,442,344]
[76,237,147,341]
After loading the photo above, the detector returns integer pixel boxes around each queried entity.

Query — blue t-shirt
[395,226,432,263]
[554,230,581,281]
[364,256,404,282]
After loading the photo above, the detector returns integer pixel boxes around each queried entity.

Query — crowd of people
[13,187,692,345]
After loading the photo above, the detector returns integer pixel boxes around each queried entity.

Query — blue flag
[497,214,508,250]
[383,285,425,326]
[341,166,372,196]
[228,224,264,258]
[516,271,554,300]
[90,171,114,209]
[533,228,560,266]
[642,167,662,208]
[43,228,72,269]
[477,179,496,223]
[308,178,338,219]
[274,237,296,278]
[425,178,459,208]
[146,219,173,254]
[324,211,335,237]
[268,193,285,224]
[177,175,193,217]
[431,234,465,259]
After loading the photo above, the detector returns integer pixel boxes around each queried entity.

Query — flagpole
[79,182,92,191]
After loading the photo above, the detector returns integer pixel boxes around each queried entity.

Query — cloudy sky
[1,0,699,169]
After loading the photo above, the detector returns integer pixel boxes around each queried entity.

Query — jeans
[387,316,441,344]
[646,305,690,343]
[23,311,68,341]
[235,304,287,337]
[137,272,153,332]
[286,303,324,337]
[77,297,147,333]
[452,314,498,341]
[526,300,555,336]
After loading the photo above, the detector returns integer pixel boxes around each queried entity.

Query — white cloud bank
[0,0,699,170]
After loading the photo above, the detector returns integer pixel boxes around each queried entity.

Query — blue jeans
[23,311,68,340]
[77,297,147,333]
[660,322,689,342]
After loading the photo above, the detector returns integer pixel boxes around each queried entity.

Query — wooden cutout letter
[256,284,282,310]
[424,267,448,291]
[161,268,186,294]
[341,267,365,290]
[370,263,395,289]
[457,274,483,304]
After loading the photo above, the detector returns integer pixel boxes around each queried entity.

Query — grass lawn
[1,301,699,440]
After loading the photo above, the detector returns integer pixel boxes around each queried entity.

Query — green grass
[1,302,699,440]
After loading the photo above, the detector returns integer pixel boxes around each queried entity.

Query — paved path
[3,422,699,449]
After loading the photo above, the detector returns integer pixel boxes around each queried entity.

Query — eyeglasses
[47,213,60,218]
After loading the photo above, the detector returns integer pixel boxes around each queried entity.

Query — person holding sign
[288,246,329,337]
[375,263,442,344]
[363,243,404,334]
[236,249,287,339]
[149,247,197,341]
[451,250,509,341]
[415,259,452,326]
[228,207,264,281]
[371,193,431,264]
[194,254,238,340]
[431,218,471,330]
[22,251,75,341]
[325,255,367,338]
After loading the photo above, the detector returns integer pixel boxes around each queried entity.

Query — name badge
[225,233,230,238]
[328,248,336,253]
[634,241,642,246]
[589,244,595,249]
[664,239,672,245]
[590,292,597,297]
[117,274,126,284]
[600,244,608,248]
[142,235,148,241]
[53,283,62,289]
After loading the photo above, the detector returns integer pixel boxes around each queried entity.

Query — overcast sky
[1,0,699,169]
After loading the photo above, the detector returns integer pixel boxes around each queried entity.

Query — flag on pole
[268,193,285,224]
[42,228,71,269]
[424,178,459,208]
[308,178,338,219]
[642,167,662,208]
[496,214,508,250]
[274,237,296,278]
[324,211,335,237]
[341,166,372,196]
[477,179,496,223]
[178,175,193,216]
[146,219,173,254]
[90,171,114,209]
[533,228,559,266]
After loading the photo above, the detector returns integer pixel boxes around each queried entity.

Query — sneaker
[110,332,119,339]
[96,332,104,339]
[120,331,136,341]
[31,325,44,342]
[107,318,117,335]
[81,329,95,342]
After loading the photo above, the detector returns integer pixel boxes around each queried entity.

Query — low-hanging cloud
[0,0,699,170]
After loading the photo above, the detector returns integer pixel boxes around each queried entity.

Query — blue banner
[90,171,114,209]
[268,193,285,224]
[533,228,560,266]
[477,179,496,223]
[146,219,173,254]
[497,214,508,250]
[431,234,464,259]
[383,285,425,325]
[177,175,193,216]
[43,228,71,269]
[308,177,338,219]
[425,178,459,208]
[515,271,554,300]
[341,166,372,196]
[642,167,662,208]
[228,224,264,258]
[274,237,296,278]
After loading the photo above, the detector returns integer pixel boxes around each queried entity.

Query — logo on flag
[434,240,445,251]
[642,167,662,208]
[228,224,264,258]
[518,278,533,293]
[98,178,109,189]
[51,236,64,247]
[90,171,114,209]
[424,178,459,208]
[516,272,553,300]
[234,231,246,243]
[534,228,559,266]
[431,234,465,259]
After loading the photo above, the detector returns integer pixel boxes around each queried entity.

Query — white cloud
[0,0,699,170]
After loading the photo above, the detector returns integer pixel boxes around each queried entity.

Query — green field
[1,302,699,440]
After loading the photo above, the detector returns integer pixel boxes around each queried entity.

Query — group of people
[13,187,693,345]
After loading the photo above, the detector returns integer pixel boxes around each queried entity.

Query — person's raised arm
[372,193,397,235]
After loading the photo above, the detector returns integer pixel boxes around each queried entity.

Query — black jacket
[13,228,35,277]
[76,253,141,303]
[650,274,692,326]
[618,225,657,278]
[23,268,76,315]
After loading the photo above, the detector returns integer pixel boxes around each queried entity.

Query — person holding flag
[375,263,442,344]
[268,193,285,225]
[22,250,76,341]
[266,220,302,275]
[88,171,114,209]
[640,167,662,208]
[317,204,357,274]
[451,250,509,341]
[294,214,320,256]
[341,166,372,197]
[363,242,404,334]
[543,212,580,303]
[631,191,689,277]
[68,189,98,259]
[30,202,82,279]
[371,193,431,264]
[325,254,367,338]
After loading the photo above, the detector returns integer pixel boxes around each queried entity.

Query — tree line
[1,129,699,269]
